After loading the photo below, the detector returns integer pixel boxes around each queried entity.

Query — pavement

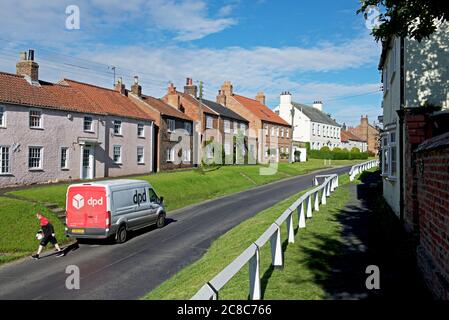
[0,165,353,300]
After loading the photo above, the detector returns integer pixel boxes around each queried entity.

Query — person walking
[31,213,64,260]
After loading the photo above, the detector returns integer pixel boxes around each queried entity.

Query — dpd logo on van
[133,189,147,206]
[73,194,85,209]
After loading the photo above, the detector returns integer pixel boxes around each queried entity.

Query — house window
[28,147,42,169]
[137,124,145,137]
[137,147,144,164]
[234,121,238,133]
[265,125,269,136]
[286,128,289,138]
[224,142,231,155]
[84,116,93,132]
[114,120,122,135]
[206,116,213,129]
[113,146,122,164]
[317,124,321,136]
[312,123,315,135]
[271,127,275,137]
[0,146,10,174]
[60,147,69,169]
[281,128,284,137]
[183,149,191,162]
[0,106,5,127]
[29,110,42,128]
[166,147,175,162]
[184,122,192,135]
[224,120,231,133]
[390,132,397,177]
[206,144,214,159]
[240,123,246,133]
[167,119,176,132]
[276,127,280,137]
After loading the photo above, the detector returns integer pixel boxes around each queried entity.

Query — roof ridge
[0,71,24,78]
[63,78,118,93]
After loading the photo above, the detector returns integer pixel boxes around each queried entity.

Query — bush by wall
[309,149,369,160]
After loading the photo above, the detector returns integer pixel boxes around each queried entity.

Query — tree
[358,0,449,42]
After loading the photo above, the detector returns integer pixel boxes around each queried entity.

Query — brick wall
[415,133,449,299]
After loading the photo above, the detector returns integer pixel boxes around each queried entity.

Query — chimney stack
[255,92,266,105]
[217,89,226,106]
[131,76,142,97]
[280,91,292,106]
[115,77,126,95]
[16,49,39,83]
[184,77,198,98]
[221,81,233,96]
[312,100,323,111]
[166,82,180,108]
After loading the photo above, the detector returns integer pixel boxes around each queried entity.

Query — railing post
[287,213,295,244]
[321,187,327,205]
[298,202,306,228]
[306,195,313,218]
[314,177,318,186]
[314,191,319,211]
[249,247,261,300]
[270,225,283,268]
[326,181,331,196]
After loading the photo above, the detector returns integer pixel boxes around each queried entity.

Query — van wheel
[156,213,166,228]
[116,225,128,244]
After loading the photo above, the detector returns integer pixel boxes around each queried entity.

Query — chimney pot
[115,77,126,95]
[131,75,142,97]
[184,78,198,97]
[16,49,39,82]
[255,92,266,105]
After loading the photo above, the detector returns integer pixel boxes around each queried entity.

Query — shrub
[351,147,361,153]
[320,146,331,152]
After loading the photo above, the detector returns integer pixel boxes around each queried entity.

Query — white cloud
[146,0,237,41]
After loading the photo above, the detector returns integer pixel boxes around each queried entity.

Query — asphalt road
[0,165,352,300]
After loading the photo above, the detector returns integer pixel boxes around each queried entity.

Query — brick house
[216,81,292,163]
[379,22,449,298]
[0,50,154,188]
[162,78,249,164]
[128,78,194,172]
[347,116,380,155]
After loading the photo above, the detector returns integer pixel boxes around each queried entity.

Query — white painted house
[275,92,342,151]
[380,22,449,218]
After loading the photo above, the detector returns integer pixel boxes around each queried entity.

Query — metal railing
[192,173,338,300]
[192,161,379,300]
[349,159,379,182]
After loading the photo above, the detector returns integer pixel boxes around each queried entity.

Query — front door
[81,146,94,180]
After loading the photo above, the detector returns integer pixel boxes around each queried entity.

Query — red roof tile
[0,71,154,121]
[341,130,365,142]
[140,95,193,121]
[233,94,290,126]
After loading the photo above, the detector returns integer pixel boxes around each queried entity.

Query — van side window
[148,188,158,203]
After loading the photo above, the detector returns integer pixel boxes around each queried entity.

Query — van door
[147,188,160,224]
[67,186,107,230]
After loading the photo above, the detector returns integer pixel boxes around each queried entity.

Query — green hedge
[309,149,369,160]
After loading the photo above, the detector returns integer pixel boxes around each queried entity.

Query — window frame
[83,116,94,132]
[113,120,122,136]
[166,147,175,162]
[381,131,397,180]
[29,109,43,129]
[0,106,6,128]
[137,124,145,138]
[206,116,214,129]
[113,145,122,164]
[0,145,11,174]
[28,146,43,170]
[167,119,176,133]
[60,147,69,170]
[184,122,192,135]
[137,146,144,164]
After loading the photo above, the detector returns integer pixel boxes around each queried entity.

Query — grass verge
[0,197,69,264]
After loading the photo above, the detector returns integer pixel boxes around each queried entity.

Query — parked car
[65,180,165,243]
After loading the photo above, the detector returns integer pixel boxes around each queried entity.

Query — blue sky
[0,0,382,126]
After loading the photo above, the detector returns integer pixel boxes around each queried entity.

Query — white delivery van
[65,180,166,243]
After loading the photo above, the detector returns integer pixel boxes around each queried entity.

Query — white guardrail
[192,159,379,300]
[349,159,379,182]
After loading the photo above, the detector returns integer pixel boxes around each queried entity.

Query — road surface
[0,165,352,300]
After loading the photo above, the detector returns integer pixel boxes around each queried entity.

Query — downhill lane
[0,165,352,300]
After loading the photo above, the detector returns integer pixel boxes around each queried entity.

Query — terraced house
[163,78,249,164]
[216,81,292,162]
[0,50,154,188]
[128,77,194,172]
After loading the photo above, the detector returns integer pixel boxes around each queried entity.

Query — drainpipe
[397,36,405,223]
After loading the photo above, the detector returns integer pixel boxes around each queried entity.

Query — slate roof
[140,94,193,122]
[201,99,248,123]
[292,102,341,127]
